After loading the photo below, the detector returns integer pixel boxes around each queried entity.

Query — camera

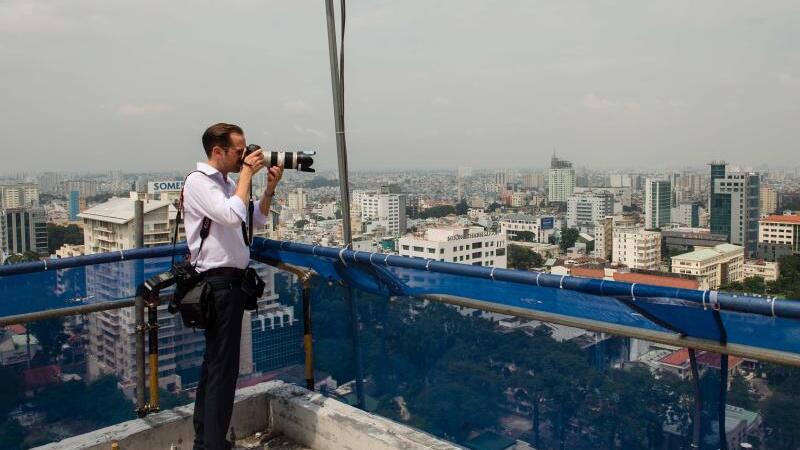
[243,144,316,172]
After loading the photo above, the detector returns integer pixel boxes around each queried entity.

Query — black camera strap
[173,170,213,268]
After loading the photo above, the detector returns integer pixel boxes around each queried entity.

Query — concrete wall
[35,381,460,450]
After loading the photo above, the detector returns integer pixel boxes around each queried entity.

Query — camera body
[244,144,316,172]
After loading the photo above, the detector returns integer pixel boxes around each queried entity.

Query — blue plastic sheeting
[0,255,181,317]
[2,238,800,361]
[250,239,800,360]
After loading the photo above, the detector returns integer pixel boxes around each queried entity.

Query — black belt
[203,267,246,279]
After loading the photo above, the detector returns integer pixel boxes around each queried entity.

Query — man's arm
[184,174,249,228]
[253,166,283,227]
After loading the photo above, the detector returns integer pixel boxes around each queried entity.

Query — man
[183,123,283,450]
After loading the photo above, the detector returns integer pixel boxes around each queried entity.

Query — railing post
[147,294,160,413]
[301,275,314,391]
[135,292,147,417]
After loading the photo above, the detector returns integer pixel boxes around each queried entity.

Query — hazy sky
[1,0,799,173]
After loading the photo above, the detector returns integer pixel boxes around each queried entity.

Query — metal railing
[0,243,317,418]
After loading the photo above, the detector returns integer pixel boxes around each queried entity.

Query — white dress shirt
[183,162,270,272]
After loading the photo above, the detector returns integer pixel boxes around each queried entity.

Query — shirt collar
[196,162,219,176]
[196,162,231,182]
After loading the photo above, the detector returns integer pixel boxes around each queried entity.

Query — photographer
[184,123,283,450]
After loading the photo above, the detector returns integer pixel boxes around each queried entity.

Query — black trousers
[193,275,246,450]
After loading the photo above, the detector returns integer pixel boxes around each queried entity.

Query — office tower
[671,201,702,228]
[2,207,48,256]
[68,190,80,221]
[566,191,614,230]
[709,162,760,255]
[644,178,671,229]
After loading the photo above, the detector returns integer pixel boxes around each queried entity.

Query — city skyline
[2,1,800,172]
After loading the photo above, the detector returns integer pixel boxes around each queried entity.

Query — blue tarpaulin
[1,238,799,365]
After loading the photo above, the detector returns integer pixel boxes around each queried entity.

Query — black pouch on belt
[241,267,265,311]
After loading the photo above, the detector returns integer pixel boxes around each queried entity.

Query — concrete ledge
[268,383,460,450]
[35,381,459,450]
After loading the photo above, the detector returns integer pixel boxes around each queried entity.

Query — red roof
[613,272,699,290]
[23,365,61,390]
[658,349,742,370]
[695,352,742,370]
[762,214,800,224]
[570,267,605,279]
[659,348,690,367]
[5,324,26,335]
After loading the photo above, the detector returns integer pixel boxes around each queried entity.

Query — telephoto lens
[244,144,316,172]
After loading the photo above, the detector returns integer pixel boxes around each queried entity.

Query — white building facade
[612,227,662,271]
[399,226,507,268]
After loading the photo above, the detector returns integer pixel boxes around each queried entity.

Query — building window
[402,245,409,250]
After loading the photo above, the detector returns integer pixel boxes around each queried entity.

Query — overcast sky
[1,0,799,173]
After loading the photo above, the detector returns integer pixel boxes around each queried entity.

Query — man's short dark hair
[202,123,244,157]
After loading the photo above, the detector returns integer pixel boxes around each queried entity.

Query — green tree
[486,202,502,213]
[0,366,24,418]
[762,393,800,450]
[559,228,580,251]
[455,199,469,215]
[507,244,544,270]
[0,420,25,450]
[294,219,310,229]
[419,205,457,219]
[47,223,84,253]
[727,372,756,410]
[510,230,536,242]
[28,318,67,363]
[3,251,41,264]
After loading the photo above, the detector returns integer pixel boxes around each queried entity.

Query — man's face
[220,132,246,173]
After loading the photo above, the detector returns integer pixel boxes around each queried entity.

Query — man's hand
[242,149,265,175]
[265,166,283,196]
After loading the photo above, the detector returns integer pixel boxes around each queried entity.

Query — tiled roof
[761,214,800,224]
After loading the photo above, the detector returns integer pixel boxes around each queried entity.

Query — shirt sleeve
[252,195,271,227]
[183,173,247,228]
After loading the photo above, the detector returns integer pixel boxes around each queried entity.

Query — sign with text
[148,180,184,193]
[540,217,554,230]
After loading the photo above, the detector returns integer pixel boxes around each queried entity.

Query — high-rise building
[671,201,702,228]
[287,188,308,215]
[353,190,407,236]
[594,216,613,260]
[68,190,80,222]
[523,172,546,189]
[612,226,661,271]
[548,155,575,203]
[0,183,39,209]
[2,207,48,256]
[60,180,99,199]
[609,174,632,188]
[457,167,473,178]
[566,191,614,230]
[80,197,197,397]
[709,162,760,255]
[760,185,778,216]
[644,178,672,229]
[399,225,507,268]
